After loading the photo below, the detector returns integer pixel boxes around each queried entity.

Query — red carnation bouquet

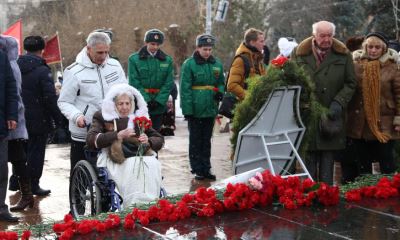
[271,55,289,68]
[133,116,153,189]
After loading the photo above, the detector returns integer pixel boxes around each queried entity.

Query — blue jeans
[0,138,9,213]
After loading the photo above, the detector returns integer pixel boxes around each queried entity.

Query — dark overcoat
[0,50,17,138]
[291,37,357,150]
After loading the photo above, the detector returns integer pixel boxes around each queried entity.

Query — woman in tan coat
[343,32,400,183]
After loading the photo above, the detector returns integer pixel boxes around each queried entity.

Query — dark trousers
[341,138,395,183]
[70,140,87,176]
[150,114,163,132]
[8,139,28,178]
[0,139,8,213]
[188,117,214,175]
[306,150,335,185]
[26,135,47,185]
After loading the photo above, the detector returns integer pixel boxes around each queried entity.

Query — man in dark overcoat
[291,21,356,185]
[0,49,19,222]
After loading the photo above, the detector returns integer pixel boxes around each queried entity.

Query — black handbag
[218,92,237,119]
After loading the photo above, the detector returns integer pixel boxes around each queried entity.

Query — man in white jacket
[58,32,127,175]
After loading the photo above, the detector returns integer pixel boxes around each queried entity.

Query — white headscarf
[101,83,149,122]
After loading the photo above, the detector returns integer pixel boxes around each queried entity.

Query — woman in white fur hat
[86,83,164,207]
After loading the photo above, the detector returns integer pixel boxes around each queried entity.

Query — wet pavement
[1,117,233,231]
[2,118,399,240]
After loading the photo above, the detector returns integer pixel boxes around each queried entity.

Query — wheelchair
[69,148,167,219]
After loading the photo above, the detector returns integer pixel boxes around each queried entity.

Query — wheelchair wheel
[69,160,102,218]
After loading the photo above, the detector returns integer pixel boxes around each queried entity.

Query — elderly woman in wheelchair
[85,83,164,209]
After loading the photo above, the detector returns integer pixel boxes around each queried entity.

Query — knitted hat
[196,34,215,47]
[23,36,45,52]
[144,29,164,44]
[365,32,389,47]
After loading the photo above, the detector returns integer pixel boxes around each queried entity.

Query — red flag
[42,34,62,64]
[2,19,22,54]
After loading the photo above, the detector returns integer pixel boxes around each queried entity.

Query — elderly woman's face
[115,94,132,118]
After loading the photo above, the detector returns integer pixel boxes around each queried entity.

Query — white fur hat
[101,83,149,121]
[278,37,298,57]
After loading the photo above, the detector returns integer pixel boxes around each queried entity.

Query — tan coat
[347,48,400,140]
[227,43,266,101]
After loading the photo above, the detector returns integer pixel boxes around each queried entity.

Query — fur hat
[278,37,298,57]
[366,32,389,47]
[144,29,164,44]
[23,36,45,52]
[196,34,215,47]
[101,83,149,121]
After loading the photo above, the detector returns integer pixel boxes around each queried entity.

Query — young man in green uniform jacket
[128,29,174,131]
[180,34,225,180]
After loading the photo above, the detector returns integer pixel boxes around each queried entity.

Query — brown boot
[10,178,34,211]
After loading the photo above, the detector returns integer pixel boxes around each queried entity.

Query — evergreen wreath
[231,60,328,157]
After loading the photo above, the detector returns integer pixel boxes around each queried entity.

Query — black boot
[0,212,19,222]
[8,174,19,191]
[10,178,34,211]
[32,178,51,196]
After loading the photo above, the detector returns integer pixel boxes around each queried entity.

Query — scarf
[361,60,390,143]
[312,40,330,67]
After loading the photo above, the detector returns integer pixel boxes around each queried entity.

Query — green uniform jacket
[291,37,356,151]
[180,51,225,118]
[128,46,174,115]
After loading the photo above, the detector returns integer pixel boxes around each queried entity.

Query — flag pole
[56,31,64,75]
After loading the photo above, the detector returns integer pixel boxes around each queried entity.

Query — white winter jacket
[58,47,127,142]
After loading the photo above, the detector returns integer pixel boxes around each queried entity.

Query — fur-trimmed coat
[291,37,357,150]
[347,48,400,140]
[128,46,174,115]
[86,83,164,156]
[86,111,164,154]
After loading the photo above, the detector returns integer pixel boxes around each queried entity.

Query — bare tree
[9,0,200,71]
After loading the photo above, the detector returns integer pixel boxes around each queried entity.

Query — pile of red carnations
[345,173,400,202]
[6,170,400,239]
[122,169,339,233]
[0,231,30,240]
[52,213,121,240]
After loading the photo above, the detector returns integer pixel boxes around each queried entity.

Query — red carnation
[345,189,362,202]
[21,230,31,240]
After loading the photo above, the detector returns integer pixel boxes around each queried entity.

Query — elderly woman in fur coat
[86,83,164,207]
[342,32,400,183]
